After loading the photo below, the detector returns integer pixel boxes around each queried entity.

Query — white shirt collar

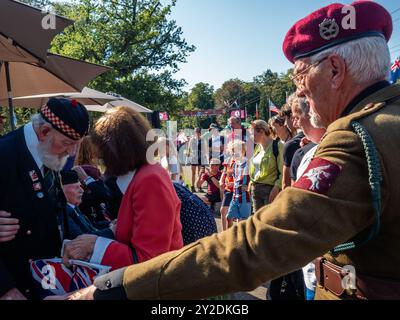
[23,122,43,173]
[116,170,136,195]
[67,203,76,209]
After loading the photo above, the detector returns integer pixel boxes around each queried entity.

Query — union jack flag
[391,58,400,84]
[30,258,110,299]
[232,160,251,203]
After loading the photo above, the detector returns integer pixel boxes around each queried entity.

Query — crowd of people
[0,100,218,300]
[159,94,328,300]
[0,89,327,300]
[1,0,400,302]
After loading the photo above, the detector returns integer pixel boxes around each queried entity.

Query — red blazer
[97,164,183,270]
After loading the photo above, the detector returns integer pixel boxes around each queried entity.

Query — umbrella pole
[4,62,16,131]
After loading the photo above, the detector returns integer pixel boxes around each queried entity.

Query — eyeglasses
[290,56,328,89]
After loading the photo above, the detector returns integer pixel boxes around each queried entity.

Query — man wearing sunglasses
[69,1,400,301]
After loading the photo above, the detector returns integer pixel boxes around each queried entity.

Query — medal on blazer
[29,170,45,199]
[29,170,39,182]
[33,182,42,192]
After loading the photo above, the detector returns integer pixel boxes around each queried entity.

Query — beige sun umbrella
[0,34,39,64]
[0,0,74,129]
[0,54,111,103]
[0,0,73,62]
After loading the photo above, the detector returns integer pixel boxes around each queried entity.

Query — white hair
[297,97,310,115]
[31,113,51,130]
[286,92,297,107]
[309,36,390,84]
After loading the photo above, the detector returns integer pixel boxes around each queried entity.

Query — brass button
[26,230,32,236]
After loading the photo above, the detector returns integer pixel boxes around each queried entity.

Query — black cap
[40,98,89,140]
[60,170,79,185]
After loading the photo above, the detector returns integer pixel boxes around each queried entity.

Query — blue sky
[169,0,400,90]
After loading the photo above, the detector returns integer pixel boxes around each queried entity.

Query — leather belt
[315,258,400,300]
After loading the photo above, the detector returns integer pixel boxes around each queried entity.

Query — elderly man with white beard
[0,98,89,300]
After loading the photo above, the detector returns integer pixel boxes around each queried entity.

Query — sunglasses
[273,117,285,126]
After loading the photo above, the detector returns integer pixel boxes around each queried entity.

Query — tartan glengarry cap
[60,170,79,186]
[40,98,90,140]
[283,1,393,63]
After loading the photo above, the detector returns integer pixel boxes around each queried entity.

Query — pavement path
[212,207,267,300]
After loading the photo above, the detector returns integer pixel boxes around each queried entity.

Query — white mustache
[37,139,69,171]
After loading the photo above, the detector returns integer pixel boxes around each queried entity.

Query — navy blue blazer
[65,204,114,240]
[0,127,63,299]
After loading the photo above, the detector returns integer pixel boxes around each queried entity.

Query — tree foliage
[49,0,194,110]
[11,0,195,127]
[19,0,52,8]
[176,83,216,129]
[188,83,214,110]
[254,69,296,121]
[212,72,295,125]
[214,79,243,110]
[5,0,297,134]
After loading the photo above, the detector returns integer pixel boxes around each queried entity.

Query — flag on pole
[12,111,18,127]
[390,57,400,84]
[255,103,260,119]
[231,100,239,108]
[269,99,280,114]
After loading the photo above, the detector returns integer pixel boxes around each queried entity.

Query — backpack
[272,140,281,181]
[173,183,218,245]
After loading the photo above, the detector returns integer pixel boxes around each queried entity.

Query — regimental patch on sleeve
[294,158,342,194]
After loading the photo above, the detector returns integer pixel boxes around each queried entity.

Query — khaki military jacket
[96,84,400,300]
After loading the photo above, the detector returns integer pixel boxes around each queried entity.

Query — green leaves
[32,0,194,115]
[11,0,296,132]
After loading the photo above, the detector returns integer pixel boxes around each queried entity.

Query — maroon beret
[80,165,102,180]
[283,1,393,63]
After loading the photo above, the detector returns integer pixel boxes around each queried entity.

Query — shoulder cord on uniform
[331,121,383,254]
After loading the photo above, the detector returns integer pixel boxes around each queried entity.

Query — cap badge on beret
[319,18,340,41]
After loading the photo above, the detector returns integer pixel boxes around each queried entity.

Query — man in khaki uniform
[68,1,400,300]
